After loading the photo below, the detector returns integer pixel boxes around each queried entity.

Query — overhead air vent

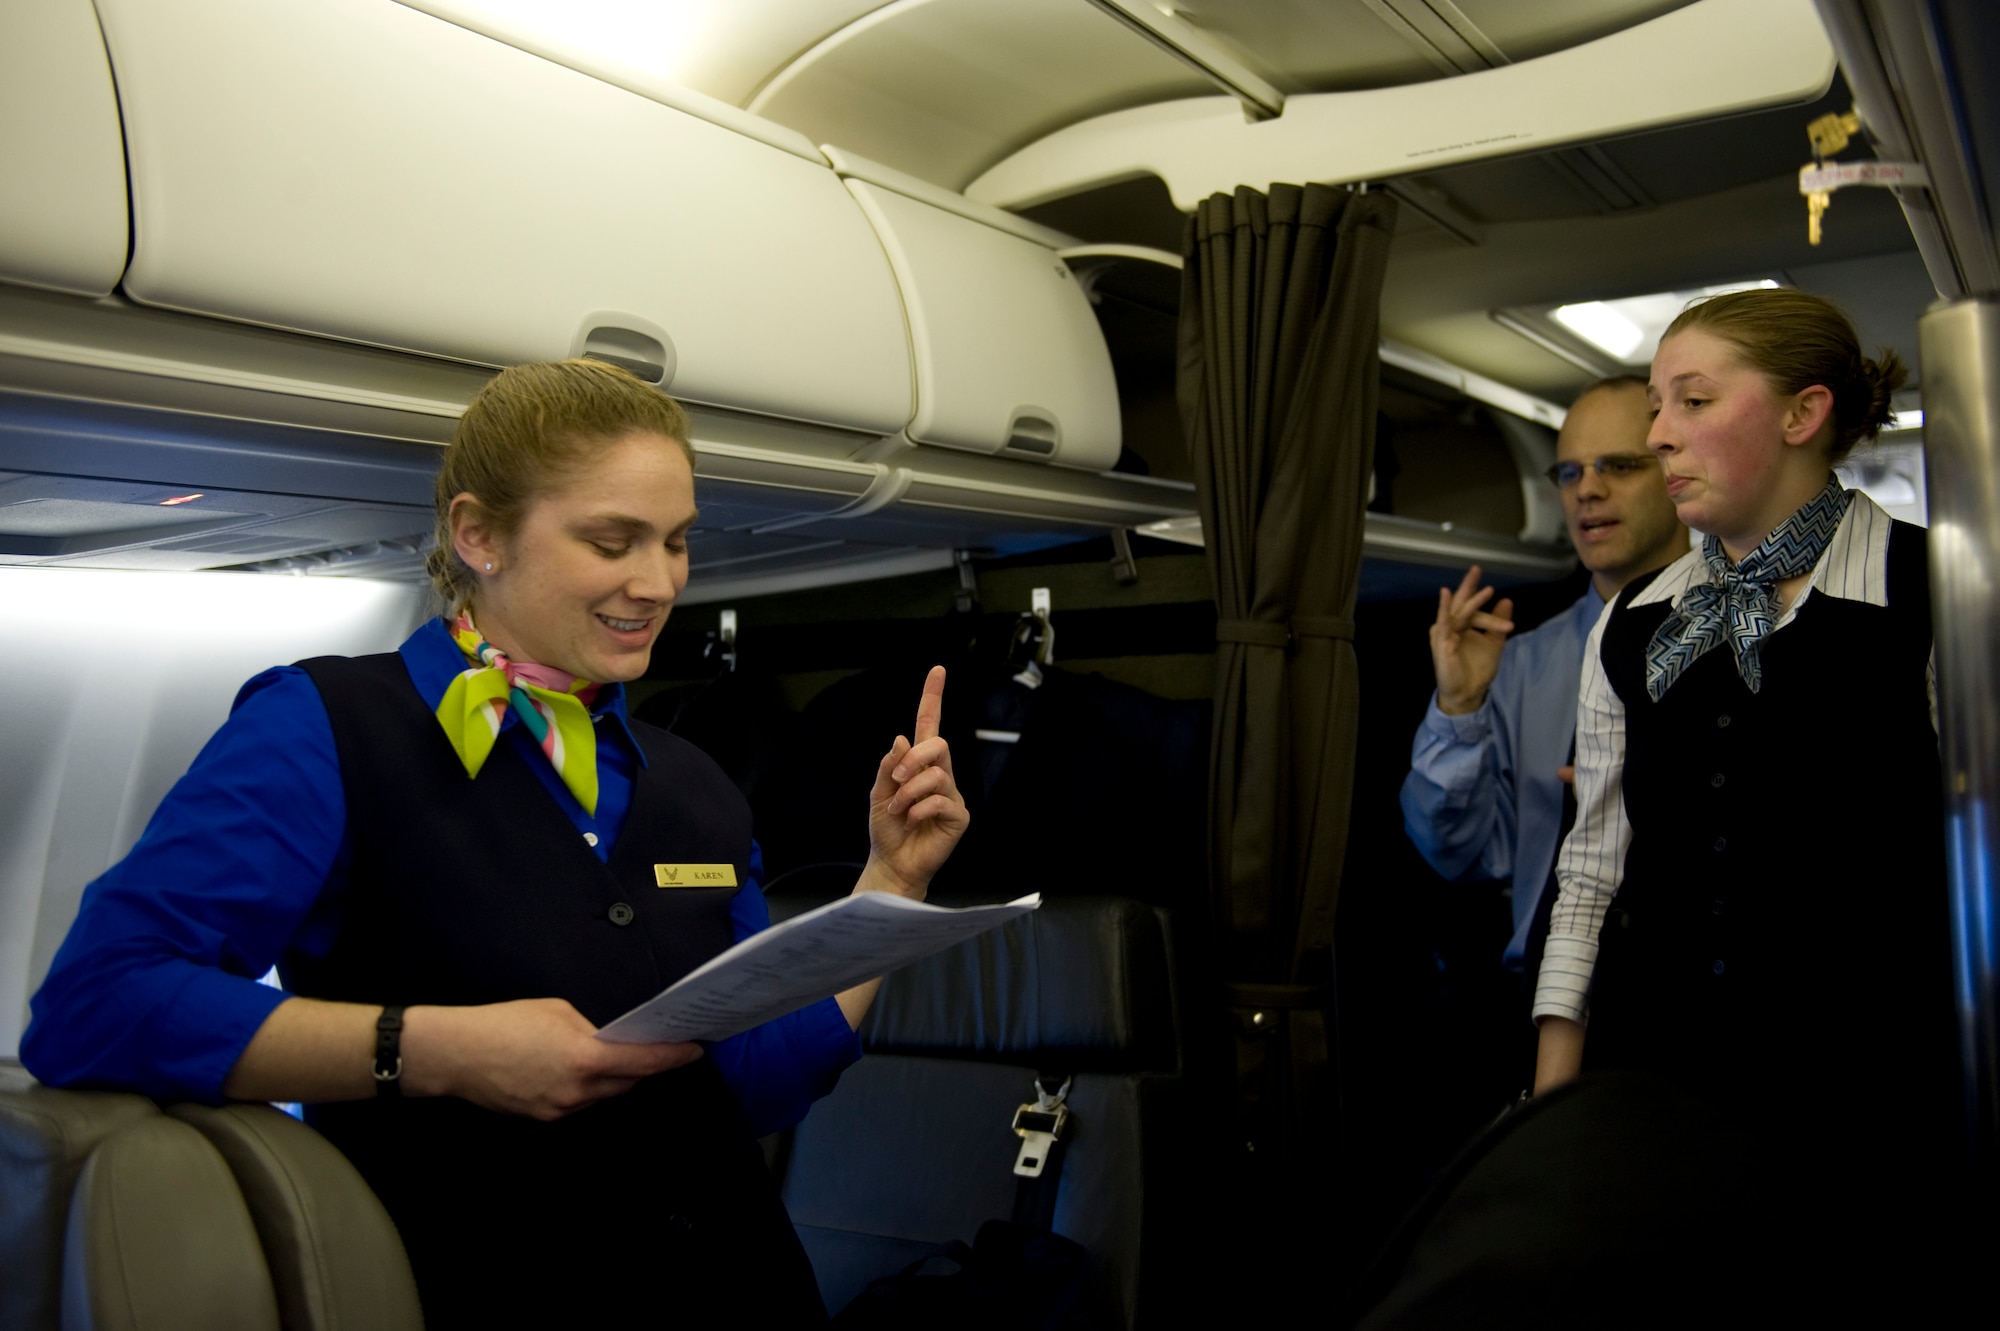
[228,537,431,580]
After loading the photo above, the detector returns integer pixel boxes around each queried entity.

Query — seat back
[772,896,1188,1327]
[0,1065,160,1331]
[0,1063,422,1331]
[168,1103,423,1331]
[61,1115,282,1331]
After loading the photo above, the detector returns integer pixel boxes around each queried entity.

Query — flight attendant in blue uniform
[24,359,970,1327]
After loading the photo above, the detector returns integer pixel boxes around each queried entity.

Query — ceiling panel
[1395,75,1851,224]
[1163,0,1440,92]
[662,0,889,105]
[1452,0,1699,64]
[1382,172,1921,399]
[1592,79,1851,208]
[426,1,886,107]
[748,0,1209,189]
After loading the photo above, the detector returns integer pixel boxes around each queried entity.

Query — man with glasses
[1401,376,1686,988]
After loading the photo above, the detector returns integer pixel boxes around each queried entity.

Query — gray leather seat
[62,1113,282,1331]
[769,896,1192,1327]
[1,1066,163,1331]
[0,1062,422,1331]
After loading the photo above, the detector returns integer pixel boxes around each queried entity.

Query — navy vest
[1585,523,1954,1116]
[292,652,823,1328]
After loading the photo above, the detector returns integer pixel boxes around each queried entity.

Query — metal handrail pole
[1922,297,2000,1174]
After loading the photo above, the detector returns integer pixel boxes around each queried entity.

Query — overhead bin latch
[573,313,677,387]
[1003,408,1060,460]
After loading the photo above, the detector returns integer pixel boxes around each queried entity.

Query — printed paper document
[597,892,1041,1044]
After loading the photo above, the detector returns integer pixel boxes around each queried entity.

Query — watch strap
[373,1005,405,1096]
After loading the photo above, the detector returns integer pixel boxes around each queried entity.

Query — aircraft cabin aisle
[1,0,1996,1325]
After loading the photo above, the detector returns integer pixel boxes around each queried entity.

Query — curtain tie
[1215,617,1354,648]
[435,612,603,814]
[1645,479,1849,702]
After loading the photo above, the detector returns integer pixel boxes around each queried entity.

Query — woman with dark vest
[23,360,969,1326]
[1526,288,1960,1300]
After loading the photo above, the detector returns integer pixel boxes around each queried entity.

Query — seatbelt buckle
[1011,1075,1072,1178]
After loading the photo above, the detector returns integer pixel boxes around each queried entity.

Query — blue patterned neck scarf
[1644,479,1851,702]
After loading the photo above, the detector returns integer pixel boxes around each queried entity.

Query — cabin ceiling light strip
[967,0,1834,213]
[1080,1,1286,120]
[1488,310,1617,379]
[1550,281,1779,365]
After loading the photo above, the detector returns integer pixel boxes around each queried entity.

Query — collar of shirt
[397,616,650,769]
[1627,489,1896,626]
[1578,579,1607,625]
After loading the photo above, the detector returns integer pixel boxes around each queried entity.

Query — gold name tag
[654,864,738,889]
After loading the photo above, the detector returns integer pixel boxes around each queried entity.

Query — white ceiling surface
[1386,171,1923,397]
[446,0,1706,191]
[966,0,1833,213]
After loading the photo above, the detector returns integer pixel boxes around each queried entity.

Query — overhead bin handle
[572,313,677,387]
[1003,409,1061,459]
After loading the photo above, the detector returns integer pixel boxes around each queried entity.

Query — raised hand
[860,665,970,900]
[1430,564,1515,716]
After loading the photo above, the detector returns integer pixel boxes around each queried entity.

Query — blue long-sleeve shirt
[22,618,859,1135]
[1399,584,1604,968]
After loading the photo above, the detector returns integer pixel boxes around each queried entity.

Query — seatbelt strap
[1010,1074,1072,1230]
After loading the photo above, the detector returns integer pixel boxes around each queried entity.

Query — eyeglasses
[1543,455,1658,489]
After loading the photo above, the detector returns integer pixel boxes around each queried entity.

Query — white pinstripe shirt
[1532,492,1928,1024]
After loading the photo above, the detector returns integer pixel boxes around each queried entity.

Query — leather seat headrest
[168,1103,423,1331]
[858,896,1178,1073]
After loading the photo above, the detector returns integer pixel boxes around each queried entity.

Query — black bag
[830,1220,1094,1330]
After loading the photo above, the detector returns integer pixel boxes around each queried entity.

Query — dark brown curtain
[1176,183,1397,1162]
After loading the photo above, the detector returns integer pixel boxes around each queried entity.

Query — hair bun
[1860,346,1908,438]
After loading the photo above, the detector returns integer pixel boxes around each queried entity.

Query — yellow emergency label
[653,864,738,888]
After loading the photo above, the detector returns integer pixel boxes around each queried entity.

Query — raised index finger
[913,665,946,745]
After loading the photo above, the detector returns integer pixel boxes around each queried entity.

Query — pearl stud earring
[484,562,493,571]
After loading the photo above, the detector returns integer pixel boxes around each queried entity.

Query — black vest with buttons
[1586,522,1952,1109]
[290,652,823,1329]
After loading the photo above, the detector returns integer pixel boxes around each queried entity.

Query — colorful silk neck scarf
[1644,478,1851,702]
[434,612,603,814]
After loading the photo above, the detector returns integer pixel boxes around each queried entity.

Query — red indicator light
[159,493,205,506]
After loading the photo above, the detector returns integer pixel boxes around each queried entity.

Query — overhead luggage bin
[788,451,1196,554]
[92,0,914,436]
[0,0,130,297]
[827,151,1122,471]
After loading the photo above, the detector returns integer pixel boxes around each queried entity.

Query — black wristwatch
[374,1005,405,1097]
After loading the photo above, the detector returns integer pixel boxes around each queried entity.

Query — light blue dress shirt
[1399,584,1605,968]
